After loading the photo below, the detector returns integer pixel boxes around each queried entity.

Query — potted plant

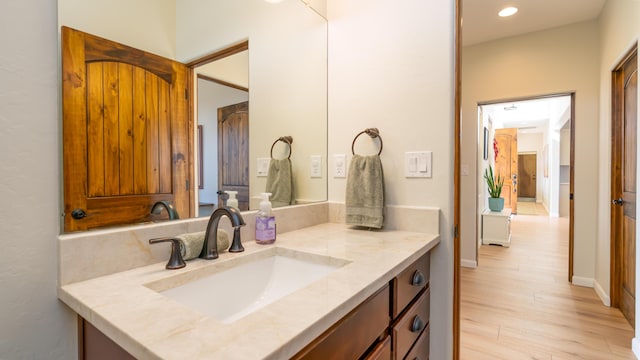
[484,165,505,212]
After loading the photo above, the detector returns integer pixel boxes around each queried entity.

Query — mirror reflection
[59,0,327,229]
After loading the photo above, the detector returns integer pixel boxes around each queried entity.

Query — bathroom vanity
[59,222,439,359]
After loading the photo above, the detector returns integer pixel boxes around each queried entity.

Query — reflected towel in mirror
[266,158,294,208]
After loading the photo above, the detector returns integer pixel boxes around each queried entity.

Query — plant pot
[488,197,504,212]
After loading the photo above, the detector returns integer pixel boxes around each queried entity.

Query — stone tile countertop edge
[58,223,440,360]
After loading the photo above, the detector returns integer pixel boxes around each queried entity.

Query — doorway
[518,153,537,200]
[476,95,574,267]
[186,42,250,216]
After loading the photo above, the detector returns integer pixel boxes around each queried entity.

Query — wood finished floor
[461,214,635,359]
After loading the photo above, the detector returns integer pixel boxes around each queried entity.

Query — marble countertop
[59,223,439,359]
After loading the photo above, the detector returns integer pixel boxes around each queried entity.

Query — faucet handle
[149,237,186,270]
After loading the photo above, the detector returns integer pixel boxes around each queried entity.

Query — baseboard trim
[461,259,477,268]
[572,276,594,288]
[593,280,611,306]
[632,337,640,359]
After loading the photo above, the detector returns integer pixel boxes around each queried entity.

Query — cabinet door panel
[293,285,390,360]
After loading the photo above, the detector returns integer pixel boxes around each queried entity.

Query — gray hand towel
[266,158,294,208]
[175,230,230,260]
[345,155,384,229]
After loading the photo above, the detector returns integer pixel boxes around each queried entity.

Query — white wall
[58,0,176,58]
[327,1,455,358]
[461,21,601,277]
[0,0,75,358]
[596,0,640,343]
[196,79,249,204]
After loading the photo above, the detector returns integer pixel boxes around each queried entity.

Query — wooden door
[518,154,536,199]
[218,102,249,210]
[495,128,518,213]
[611,47,637,327]
[62,27,191,232]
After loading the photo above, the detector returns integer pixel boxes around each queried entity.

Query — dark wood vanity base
[294,252,431,360]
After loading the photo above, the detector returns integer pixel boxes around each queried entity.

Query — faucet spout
[151,200,180,220]
[200,206,246,260]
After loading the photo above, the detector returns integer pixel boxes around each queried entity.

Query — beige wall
[0,0,76,358]
[596,0,640,344]
[327,1,455,358]
[177,0,328,207]
[461,22,601,280]
[58,0,176,58]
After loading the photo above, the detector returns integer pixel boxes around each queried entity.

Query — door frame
[610,44,638,312]
[185,41,249,214]
[474,94,575,278]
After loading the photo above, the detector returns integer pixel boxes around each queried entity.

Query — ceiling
[482,96,571,134]
[462,0,607,46]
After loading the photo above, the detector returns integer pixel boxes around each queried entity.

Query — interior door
[62,27,191,232]
[495,128,518,213]
[611,47,637,327]
[518,154,536,199]
[218,102,249,210]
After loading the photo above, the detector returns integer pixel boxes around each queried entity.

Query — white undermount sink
[153,248,349,323]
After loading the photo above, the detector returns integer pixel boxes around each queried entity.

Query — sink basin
[153,248,348,323]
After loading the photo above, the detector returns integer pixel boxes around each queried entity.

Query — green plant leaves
[484,165,504,198]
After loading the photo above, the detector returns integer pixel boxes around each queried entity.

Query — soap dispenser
[255,192,276,244]
[226,191,239,209]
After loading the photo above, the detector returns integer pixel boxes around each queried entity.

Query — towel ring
[270,136,293,159]
[351,128,383,156]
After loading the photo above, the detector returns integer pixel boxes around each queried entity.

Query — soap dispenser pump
[255,192,276,244]
[226,191,239,209]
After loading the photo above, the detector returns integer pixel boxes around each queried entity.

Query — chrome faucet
[150,200,180,220]
[200,206,246,260]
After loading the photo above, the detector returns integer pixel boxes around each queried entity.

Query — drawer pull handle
[411,270,425,286]
[411,315,425,333]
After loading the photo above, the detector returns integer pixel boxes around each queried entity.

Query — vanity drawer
[392,252,430,318]
[404,323,430,360]
[293,284,390,360]
[365,335,391,360]
[392,287,430,359]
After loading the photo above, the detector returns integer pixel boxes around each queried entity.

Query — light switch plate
[334,154,347,178]
[461,164,469,176]
[257,158,270,177]
[405,151,432,178]
[310,155,322,178]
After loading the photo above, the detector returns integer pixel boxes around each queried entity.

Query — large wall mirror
[59,0,327,229]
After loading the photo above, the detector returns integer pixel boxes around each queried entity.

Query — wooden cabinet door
[62,27,191,232]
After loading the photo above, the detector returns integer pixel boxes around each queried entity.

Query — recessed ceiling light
[498,7,518,17]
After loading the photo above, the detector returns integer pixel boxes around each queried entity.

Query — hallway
[461,214,635,359]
